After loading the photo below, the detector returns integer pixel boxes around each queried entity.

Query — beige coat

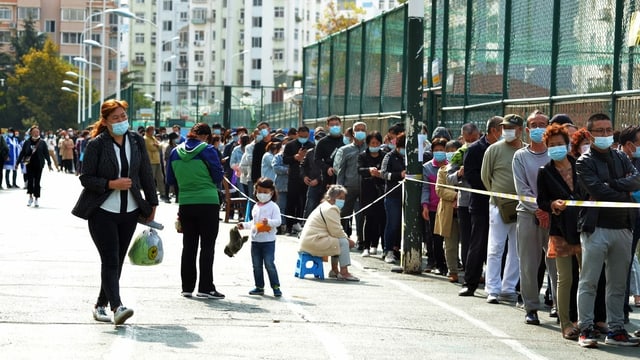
[299,201,347,256]
[434,165,457,238]
[61,139,75,160]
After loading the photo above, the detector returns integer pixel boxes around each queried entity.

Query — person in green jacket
[166,123,225,299]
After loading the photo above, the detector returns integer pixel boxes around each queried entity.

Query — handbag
[495,197,518,224]
[128,228,164,265]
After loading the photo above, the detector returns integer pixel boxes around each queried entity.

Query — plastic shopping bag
[128,228,164,265]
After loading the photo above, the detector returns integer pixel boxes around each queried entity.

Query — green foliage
[7,39,78,131]
[10,17,46,64]
[315,1,366,39]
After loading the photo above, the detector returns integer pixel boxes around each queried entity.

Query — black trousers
[362,198,386,249]
[464,212,489,290]
[457,206,471,267]
[285,178,307,228]
[89,208,138,310]
[25,164,44,198]
[179,204,220,293]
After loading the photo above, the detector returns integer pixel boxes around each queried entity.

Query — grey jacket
[72,130,159,220]
[334,141,366,188]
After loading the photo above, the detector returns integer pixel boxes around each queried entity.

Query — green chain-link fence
[303,0,640,136]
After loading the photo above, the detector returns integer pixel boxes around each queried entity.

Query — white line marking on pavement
[282,296,350,360]
[352,261,548,360]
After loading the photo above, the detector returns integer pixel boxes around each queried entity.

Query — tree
[315,1,366,39]
[6,39,78,131]
[10,16,47,64]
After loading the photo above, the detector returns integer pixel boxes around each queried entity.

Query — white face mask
[580,144,590,154]
[256,192,272,203]
[502,129,517,142]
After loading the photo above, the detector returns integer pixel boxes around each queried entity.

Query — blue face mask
[633,145,640,158]
[232,135,238,142]
[398,148,406,156]
[213,129,221,135]
[593,135,613,150]
[256,134,263,143]
[387,143,396,151]
[433,151,446,162]
[529,127,545,143]
[335,199,345,209]
[548,145,568,161]
[369,146,380,153]
[343,136,350,145]
[260,128,269,138]
[446,152,455,162]
[329,125,342,136]
[298,137,308,144]
[111,120,129,136]
[354,131,366,141]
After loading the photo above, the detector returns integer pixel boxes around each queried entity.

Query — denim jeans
[251,241,280,289]
[303,185,324,219]
[330,238,352,268]
[384,197,402,252]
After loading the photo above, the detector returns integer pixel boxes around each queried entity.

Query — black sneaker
[196,290,225,299]
[605,329,640,347]
[249,287,264,295]
[525,311,540,325]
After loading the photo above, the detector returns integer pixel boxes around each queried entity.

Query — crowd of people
[5,108,640,346]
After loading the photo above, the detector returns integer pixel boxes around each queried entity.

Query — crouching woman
[299,185,360,281]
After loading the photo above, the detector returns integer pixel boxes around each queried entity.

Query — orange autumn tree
[315,1,366,39]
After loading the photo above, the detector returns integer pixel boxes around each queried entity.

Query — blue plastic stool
[295,252,325,280]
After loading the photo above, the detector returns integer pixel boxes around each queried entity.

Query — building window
[251,37,262,48]
[252,59,261,69]
[211,51,215,61]
[274,28,284,41]
[273,49,284,61]
[316,12,320,22]
[135,33,145,43]
[18,7,40,20]
[0,8,11,20]
[135,0,145,3]
[294,49,300,61]
[45,20,55,33]
[194,30,205,41]
[251,80,261,88]
[61,8,84,21]
[210,71,216,84]
[0,31,11,43]
[194,71,204,82]
[212,30,216,40]
[253,0,262,5]
[162,21,172,31]
[192,8,207,22]
[61,32,82,44]
[163,0,172,11]
[134,53,145,64]
[211,9,216,22]
[135,12,145,23]
[164,61,172,71]
[180,12,188,21]
[274,7,284,17]
[252,17,262,27]
[294,29,299,40]
[223,17,226,28]
[194,51,204,61]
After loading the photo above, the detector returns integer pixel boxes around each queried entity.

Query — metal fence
[105,84,302,132]
[303,0,640,135]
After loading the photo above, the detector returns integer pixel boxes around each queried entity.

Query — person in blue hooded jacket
[166,122,225,300]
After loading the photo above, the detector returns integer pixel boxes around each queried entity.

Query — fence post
[223,85,231,129]
[402,0,425,274]
[611,0,625,124]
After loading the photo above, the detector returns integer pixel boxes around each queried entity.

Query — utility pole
[402,0,425,274]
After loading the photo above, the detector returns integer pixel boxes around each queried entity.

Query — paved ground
[0,170,639,359]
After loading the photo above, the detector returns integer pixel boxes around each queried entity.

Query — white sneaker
[292,223,303,233]
[113,305,134,325]
[33,199,39,208]
[369,248,377,256]
[384,251,396,263]
[27,196,33,206]
[361,249,370,257]
[92,306,111,322]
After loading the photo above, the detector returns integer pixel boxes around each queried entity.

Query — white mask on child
[256,193,272,203]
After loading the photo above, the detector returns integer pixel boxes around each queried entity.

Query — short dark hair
[211,123,222,129]
[461,123,479,136]
[298,126,310,133]
[326,115,341,124]
[395,132,406,148]
[586,113,611,131]
[187,122,212,139]
[619,125,640,145]
[257,121,270,128]
[254,177,278,202]
[366,131,383,145]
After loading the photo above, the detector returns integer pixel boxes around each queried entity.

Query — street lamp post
[64,71,83,126]
[61,83,81,126]
[73,57,100,123]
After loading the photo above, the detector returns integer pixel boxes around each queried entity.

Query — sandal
[328,270,338,278]
[563,327,580,341]
[634,295,640,307]
[336,273,360,282]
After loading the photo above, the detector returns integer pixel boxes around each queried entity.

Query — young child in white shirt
[238,177,283,297]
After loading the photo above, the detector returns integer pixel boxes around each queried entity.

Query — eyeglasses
[590,128,614,135]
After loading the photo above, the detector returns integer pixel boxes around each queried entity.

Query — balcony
[191,18,206,25]
[132,60,146,66]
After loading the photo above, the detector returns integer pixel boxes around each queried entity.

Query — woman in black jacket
[357,131,386,257]
[16,126,52,207]
[72,99,158,326]
[381,132,406,263]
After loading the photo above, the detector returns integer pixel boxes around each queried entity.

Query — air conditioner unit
[198,61,205,67]
[238,18,244,24]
